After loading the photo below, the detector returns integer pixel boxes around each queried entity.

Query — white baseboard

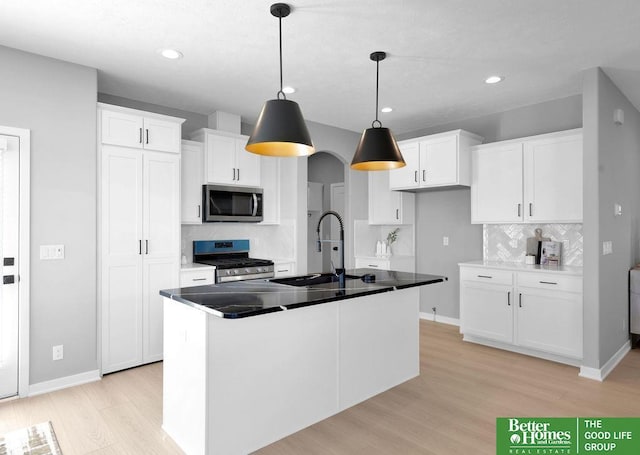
[28,369,101,396]
[579,340,631,382]
[419,312,460,326]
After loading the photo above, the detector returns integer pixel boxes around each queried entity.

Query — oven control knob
[257,267,263,273]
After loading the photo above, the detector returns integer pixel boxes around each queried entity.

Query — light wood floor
[1,321,639,454]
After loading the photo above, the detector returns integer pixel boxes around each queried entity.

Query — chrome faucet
[316,210,345,287]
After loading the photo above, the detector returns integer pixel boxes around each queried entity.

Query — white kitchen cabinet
[471,129,583,224]
[459,264,583,364]
[189,128,261,187]
[180,140,204,224]
[99,103,182,153]
[355,256,415,273]
[459,268,514,344]
[368,170,415,225]
[390,130,483,190]
[260,157,281,224]
[180,266,216,287]
[515,272,583,359]
[273,261,296,278]
[99,105,183,374]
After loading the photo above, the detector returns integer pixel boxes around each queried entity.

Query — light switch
[40,244,65,260]
[614,203,622,216]
[602,241,613,255]
[443,236,449,246]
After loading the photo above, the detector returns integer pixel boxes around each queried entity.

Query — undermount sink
[270,273,361,287]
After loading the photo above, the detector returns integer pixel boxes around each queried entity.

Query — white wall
[582,67,640,369]
[0,46,98,384]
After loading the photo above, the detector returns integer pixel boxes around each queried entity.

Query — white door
[101,146,144,374]
[421,135,457,186]
[206,133,236,184]
[460,283,513,344]
[330,184,345,272]
[0,134,19,398]
[471,143,523,223]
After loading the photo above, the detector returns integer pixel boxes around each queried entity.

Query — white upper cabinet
[189,128,261,187]
[99,103,182,153]
[390,130,483,191]
[471,129,583,224]
[180,140,204,224]
[368,170,414,225]
[260,157,281,225]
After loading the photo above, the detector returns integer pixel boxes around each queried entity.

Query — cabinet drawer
[180,269,215,287]
[274,262,295,278]
[460,268,513,285]
[356,258,391,270]
[517,272,582,293]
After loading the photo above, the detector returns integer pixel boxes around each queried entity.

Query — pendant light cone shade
[351,127,405,170]
[246,3,315,157]
[351,51,405,171]
[246,99,315,156]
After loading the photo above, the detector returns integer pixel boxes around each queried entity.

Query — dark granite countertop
[160,268,447,319]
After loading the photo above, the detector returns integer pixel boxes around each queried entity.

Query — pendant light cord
[373,57,382,128]
[277,13,286,100]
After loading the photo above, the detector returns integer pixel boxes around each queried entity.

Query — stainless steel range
[193,239,274,283]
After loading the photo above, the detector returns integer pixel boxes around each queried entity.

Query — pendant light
[246,3,315,157]
[351,51,405,171]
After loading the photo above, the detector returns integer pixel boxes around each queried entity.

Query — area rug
[0,421,62,455]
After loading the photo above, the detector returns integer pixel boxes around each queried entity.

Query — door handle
[145,129,149,144]
[396,209,399,220]
[251,193,258,216]
[237,168,240,181]
[507,291,511,306]
[422,170,426,182]
[517,203,521,217]
[367,264,379,268]
[414,170,418,183]
[529,203,533,217]
[3,275,15,285]
[477,275,492,279]
[332,246,338,251]
[232,168,236,181]
[139,240,142,255]
[519,293,522,308]
[197,205,201,218]
[139,128,143,144]
[192,278,208,282]
[145,240,149,255]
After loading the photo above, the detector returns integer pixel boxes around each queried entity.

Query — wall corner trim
[578,340,631,381]
[28,369,101,397]
[419,312,460,327]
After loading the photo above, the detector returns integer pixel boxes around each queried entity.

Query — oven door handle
[251,193,258,217]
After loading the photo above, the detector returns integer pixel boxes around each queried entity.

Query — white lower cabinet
[460,265,583,364]
[355,256,415,273]
[180,266,216,287]
[273,261,296,278]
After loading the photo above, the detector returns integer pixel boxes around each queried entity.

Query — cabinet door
[181,141,204,224]
[143,151,180,259]
[273,262,296,278]
[524,133,582,222]
[235,137,261,186]
[516,288,582,358]
[143,257,178,363]
[260,156,280,224]
[369,171,403,224]
[390,141,420,190]
[206,133,236,184]
[101,109,144,149]
[420,135,458,186]
[100,146,144,374]
[143,117,181,153]
[471,143,523,223]
[460,282,513,343]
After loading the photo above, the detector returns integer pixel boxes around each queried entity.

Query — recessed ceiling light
[485,75,504,84]
[282,86,296,94]
[160,48,183,60]
[381,107,393,113]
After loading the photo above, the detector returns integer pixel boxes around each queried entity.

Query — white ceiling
[2,0,640,134]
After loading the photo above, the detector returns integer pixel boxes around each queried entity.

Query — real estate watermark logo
[497,417,640,454]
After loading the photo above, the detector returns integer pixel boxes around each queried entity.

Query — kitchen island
[160,269,446,455]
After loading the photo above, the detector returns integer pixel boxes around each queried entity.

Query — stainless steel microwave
[202,185,263,222]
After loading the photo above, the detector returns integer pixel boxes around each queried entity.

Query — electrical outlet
[443,236,449,246]
[52,345,63,361]
[40,244,65,260]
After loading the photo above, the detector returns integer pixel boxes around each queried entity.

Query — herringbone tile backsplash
[483,224,583,266]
